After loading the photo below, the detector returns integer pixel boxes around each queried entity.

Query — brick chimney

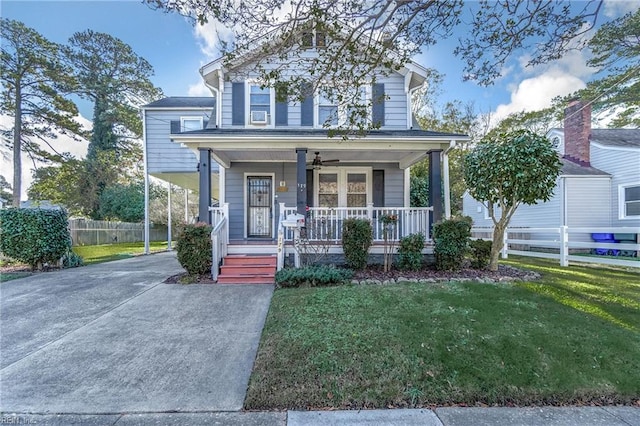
[563,99,591,166]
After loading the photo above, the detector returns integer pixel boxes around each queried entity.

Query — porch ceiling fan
[308,151,339,168]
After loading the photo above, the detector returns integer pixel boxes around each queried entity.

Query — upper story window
[249,85,271,125]
[180,117,203,132]
[620,184,640,219]
[318,90,338,126]
[316,86,369,128]
[302,30,326,48]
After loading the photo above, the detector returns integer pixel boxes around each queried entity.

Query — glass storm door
[247,176,272,238]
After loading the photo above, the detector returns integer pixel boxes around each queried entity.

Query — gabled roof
[561,159,609,177]
[142,97,216,109]
[590,129,640,148]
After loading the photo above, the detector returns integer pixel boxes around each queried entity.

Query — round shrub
[342,218,373,270]
[0,208,71,269]
[176,222,212,275]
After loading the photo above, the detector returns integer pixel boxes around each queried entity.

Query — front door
[247,176,272,238]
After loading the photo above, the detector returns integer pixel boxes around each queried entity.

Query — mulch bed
[164,263,539,285]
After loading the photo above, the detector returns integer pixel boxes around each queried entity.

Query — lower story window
[621,184,640,218]
[315,168,371,208]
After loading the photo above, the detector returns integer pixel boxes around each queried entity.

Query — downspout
[142,108,150,255]
[443,140,457,219]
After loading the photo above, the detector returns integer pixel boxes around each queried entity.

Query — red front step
[216,254,276,284]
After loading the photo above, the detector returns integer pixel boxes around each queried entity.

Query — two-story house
[142,36,469,281]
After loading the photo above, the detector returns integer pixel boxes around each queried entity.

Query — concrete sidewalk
[1,406,638,425]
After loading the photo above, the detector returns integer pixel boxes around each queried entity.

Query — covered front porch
[170,129,468,278]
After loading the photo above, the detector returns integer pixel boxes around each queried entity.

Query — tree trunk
[489,220,507,271]
[12,86,22,207]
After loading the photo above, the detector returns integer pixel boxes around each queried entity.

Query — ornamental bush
[432,216,471,271]
[397,233,425,271]
[342,218,372,270]
[275,265,353,288]
[176,222,212,275]
[0,208,71,269]
[469,239,492,269]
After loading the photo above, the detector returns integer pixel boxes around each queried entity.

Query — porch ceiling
[171,134,463,169]
[151,172,220,198]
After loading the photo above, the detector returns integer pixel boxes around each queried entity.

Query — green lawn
[245,257,640,409]
[72,241,172,264]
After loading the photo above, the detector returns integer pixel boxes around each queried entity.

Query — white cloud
[491,44,597,126]
[187,80,213,97]
[492,72,586,124]
[194,19,234,59]
[603,0,639,18]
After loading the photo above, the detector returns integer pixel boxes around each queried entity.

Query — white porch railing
[283,204,433,242]
[209,203,230,281]
[210,216,229,281]
[471,226,640,268]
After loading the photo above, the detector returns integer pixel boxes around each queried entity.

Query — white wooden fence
[471,226,640,268]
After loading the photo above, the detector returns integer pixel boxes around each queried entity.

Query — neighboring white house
[463,100,640,232]
[143,32,469,243]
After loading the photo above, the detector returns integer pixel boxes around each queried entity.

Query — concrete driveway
[0,252,274,414]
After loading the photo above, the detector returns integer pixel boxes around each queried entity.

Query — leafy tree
[565,8,639,127]
[27,157,87,215]
[412,100,479,213]
[464,130,562,271]
[146,0,602,130]
[485,107,559,139]
[65,30,162,216]
[0,175,13,204]
[0,18,83,207]
[98,182,145,222]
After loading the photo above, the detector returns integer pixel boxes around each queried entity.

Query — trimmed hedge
[469,239,492,269]
[0,208,72,269]
[176,222,212,275]
[397,233,425,271]
[433,217,471,271]
[342,218,372,270]
[275,265,354,288]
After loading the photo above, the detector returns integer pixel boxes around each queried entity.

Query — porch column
[198,148,212,224]
[296,148,307,216]
[428,149,443,226]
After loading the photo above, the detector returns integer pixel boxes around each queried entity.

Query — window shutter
[373,170,384,207]
[170,120,181,134]
[301,83,314,127]
[306,169,314,207]
[232,82,245,126]
[372,83,385,127]
[275,102,288,126]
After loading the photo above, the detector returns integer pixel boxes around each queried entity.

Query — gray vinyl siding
[144,110,215,174]
[591,144,640,227]
[565,177,611,227]
[220,67,410,129]
[225,162,406,239]
[225,162,298,240]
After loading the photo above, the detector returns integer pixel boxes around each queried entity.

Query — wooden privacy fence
[471,226,640,268]
[69,219,168,246]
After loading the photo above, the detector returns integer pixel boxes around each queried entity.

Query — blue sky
[2,0,639,122]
